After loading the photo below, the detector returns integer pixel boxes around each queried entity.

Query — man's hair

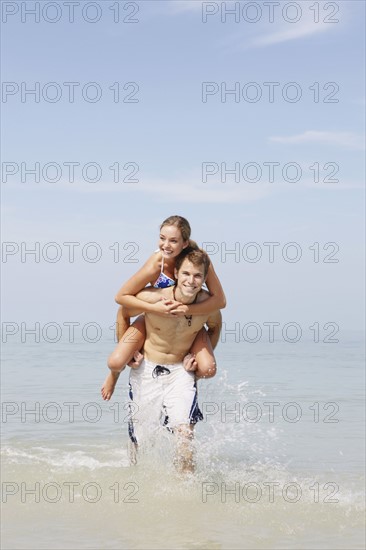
[175,247,210,278]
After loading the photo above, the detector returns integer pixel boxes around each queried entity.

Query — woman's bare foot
[101,371,121,401]
[127,351,144,369]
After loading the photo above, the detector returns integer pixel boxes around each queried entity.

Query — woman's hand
[150,297,183,316]
[168,304,189,317]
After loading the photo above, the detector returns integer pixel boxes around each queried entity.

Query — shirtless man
[108,248,222,473]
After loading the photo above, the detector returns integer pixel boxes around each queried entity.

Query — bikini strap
[154,249,164,274]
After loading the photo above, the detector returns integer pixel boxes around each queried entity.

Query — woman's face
[159,224,188,259]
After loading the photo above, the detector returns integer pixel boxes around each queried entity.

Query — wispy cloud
[217,4,344,53]
[270,131,365,151]
[251,18,338,48]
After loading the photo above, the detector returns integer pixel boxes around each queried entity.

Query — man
[109,249,222,473]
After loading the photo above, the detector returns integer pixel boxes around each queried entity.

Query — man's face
[175,259,205,300]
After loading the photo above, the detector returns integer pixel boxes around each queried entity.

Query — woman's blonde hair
[160,215,198,250]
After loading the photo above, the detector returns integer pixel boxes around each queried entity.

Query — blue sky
[1,0,365,335]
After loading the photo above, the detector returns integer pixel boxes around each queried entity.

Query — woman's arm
[117,294,158,314]
[115,253,181,315]
[118,293,181,315]
[114,253,159,305]
[172,261,226,316]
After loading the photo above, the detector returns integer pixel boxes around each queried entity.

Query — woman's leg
[187,327,217,379]
[101,315,146,401]
[115,305,144,367]
[116,305,130,342]
[108,315,146,371]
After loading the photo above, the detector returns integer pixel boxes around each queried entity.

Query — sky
[1,0,365,342]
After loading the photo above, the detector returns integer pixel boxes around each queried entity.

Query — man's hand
[183,353,198,372]
[127,351,144,369]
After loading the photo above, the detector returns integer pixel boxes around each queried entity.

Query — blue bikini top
[153,252,175,288]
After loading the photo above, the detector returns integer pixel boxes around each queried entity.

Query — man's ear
[174,268,178,279]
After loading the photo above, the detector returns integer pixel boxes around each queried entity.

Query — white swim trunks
[127,357,203,444]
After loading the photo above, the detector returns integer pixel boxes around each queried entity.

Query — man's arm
[205,310,222,350]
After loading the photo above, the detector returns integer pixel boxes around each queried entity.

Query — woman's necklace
[172,287,194,326]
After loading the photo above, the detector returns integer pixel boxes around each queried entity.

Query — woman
[101,215,226,400]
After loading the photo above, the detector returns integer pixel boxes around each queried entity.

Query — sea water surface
[1,332,365,549]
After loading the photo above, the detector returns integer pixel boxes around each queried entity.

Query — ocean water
[1,333,365,549]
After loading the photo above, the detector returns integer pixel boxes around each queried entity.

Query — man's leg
[174,424,195,474]
[163,364,202,473]
[128,358,165,463]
